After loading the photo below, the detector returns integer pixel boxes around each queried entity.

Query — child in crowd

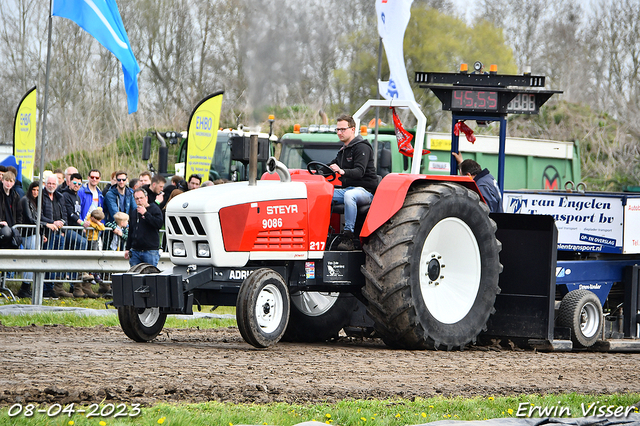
[85,207,105,250]
[105,211,129,251]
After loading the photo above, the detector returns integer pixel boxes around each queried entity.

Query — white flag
[376,0,415,102]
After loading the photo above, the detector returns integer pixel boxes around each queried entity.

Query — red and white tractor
[112,100,502,350]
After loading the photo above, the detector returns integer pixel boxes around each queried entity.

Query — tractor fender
[360,173,483,238]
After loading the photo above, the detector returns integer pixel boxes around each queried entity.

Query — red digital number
[488,92,498,109]
[464,91,474,107]
[478,92,487,108]
[453,90,463,107]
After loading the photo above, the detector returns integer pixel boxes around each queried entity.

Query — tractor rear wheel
[557,289,602,348]
[117,264,167,342]
[282,291,357,342]
[362,182,501,350]
[236,268,290,348]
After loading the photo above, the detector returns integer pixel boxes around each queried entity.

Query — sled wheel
[282,291,357,342]
[361,182,502,350]
[236,268,290,348]
[117,264,167,342]
[557,289,603,348]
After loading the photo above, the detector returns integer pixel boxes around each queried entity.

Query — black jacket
[61,186,83,226]
[41,189,67,225]
[329,135,378,194]
[0,187,22,227]
[127,202,164,251]
[19,196,38,225]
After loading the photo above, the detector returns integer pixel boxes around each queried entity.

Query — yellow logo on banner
[186,92,223,181]
[14,87,37,181]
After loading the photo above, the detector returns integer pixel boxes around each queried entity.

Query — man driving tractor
[329,115,379,250]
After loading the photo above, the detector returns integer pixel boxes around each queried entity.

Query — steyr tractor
[112,99,503,350]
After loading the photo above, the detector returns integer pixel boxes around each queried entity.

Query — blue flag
[52,0,140,114]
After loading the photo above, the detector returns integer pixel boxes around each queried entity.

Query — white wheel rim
[291,291,339,316]
[256,283,284,333]
[419,217,481,324]
[580,301,600,338]
[139,307,160,327]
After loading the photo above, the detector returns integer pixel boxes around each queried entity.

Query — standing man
[60,172,88,250]
[125,188,163,267]
[329,115,379,250]
[142,174,166,207]
[187,174,202,190]
[104,170,135,223]
[60,166,79,191]
[453,152,503,213]
[41,174,72,298]
[138,171,152,187]
[78,169,104,221]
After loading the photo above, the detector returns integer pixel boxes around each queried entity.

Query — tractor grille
[253,229,305,250]
[167,215,207,236]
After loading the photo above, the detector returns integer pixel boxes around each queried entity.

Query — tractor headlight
[197,242,211,258]
[172,241,186,257]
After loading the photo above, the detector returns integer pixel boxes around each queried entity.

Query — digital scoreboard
[415,71,561,115]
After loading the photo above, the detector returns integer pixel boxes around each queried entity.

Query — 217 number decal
[309,241,325,251]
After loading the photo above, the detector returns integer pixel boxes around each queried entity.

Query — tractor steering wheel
[307,161,337,182]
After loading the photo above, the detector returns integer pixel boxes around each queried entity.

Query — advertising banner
[185,91,224,181]
[376,0,415,102]
[504,191,624,253]
[13,86,37,181]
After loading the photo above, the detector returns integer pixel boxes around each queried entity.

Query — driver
[329,115,378,250]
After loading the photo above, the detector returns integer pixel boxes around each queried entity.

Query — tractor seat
[331,202,371,217]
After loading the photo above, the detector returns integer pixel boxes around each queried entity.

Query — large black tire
[557,289,603,348]
[117,264,167,342]
[236,268,290,348]
[282,292,358,342]
[361,182,502,350]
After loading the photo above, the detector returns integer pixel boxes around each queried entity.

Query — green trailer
[276,129,579,191]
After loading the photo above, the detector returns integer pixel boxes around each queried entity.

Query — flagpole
[373,37,383,168]
[33,0,54,303]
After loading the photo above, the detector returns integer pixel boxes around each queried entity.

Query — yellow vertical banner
[185,91,224,181]
[13,86,37,181]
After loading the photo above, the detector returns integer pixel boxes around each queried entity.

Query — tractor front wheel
[236,268,290,348]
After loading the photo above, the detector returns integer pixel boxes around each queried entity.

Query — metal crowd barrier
[0,225,170,305]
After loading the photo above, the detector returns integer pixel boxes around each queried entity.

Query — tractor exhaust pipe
[266,157,291,182]
[248,134,258,186]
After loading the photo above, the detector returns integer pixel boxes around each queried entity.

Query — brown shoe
[53,282,73,298]
[82,281,100,299]
[72,284,86,298]
[98,281,112,298]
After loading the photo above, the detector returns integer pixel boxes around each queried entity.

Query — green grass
[0,394,638,425]
[0,297,237,328]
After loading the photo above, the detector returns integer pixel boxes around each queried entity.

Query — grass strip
[0,394,638,425]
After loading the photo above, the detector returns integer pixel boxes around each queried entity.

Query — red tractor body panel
[223,173,334,253]
[360,174,483,238]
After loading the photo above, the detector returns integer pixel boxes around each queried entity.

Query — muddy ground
[1,324,638,407]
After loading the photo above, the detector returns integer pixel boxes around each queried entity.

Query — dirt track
[1,324,639,407]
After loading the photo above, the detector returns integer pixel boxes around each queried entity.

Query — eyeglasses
[116,178,127,182]
[336,127,352,133]
[89,176,100,180]
[71,181,81,185]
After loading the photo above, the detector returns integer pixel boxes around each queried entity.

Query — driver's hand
[329,164,344,174]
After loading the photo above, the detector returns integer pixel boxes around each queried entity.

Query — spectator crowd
[0,164,216,300]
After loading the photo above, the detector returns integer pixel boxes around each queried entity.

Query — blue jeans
[129,249,160,267]
[332,187,373,233]
[43,232,65,290]
[63,230,88,250]
[22,234,37,283]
